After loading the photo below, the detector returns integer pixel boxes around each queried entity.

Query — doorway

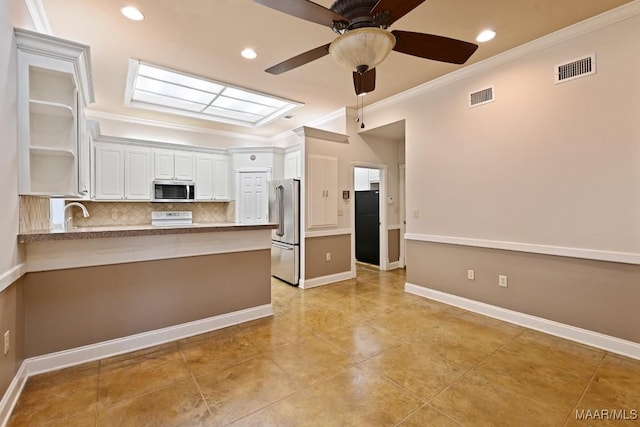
[353,166,384,268]
[235,169,270,224]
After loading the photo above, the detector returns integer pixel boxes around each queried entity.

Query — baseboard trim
[387,261,402,270]
[404,283,640,360]
[300,271,353,289]
[0,362,28,427]
[22,304,273,377]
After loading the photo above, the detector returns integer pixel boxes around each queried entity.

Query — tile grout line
[561,350,608,427]
[421,326,528,423]
[177,345,216,422]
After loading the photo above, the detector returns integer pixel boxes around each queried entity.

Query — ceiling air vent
[469,86,494,108]
[555,53,596,84]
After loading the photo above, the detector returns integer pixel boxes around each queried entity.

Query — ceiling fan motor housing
[331,0,389,32]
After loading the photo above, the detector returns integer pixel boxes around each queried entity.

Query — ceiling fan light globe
[329,27,396,72]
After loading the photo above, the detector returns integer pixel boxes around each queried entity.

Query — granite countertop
[18,222,277,243]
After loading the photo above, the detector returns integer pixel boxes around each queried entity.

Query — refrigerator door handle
[276,185,285,237]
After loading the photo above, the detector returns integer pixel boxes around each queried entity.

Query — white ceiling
[41,0,632,138]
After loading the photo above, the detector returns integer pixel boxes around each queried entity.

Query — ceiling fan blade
[370,0,426,26]
[353,68,376,95]
[254,0,348,28]
[265,43,331,75]
[391,30,478,64]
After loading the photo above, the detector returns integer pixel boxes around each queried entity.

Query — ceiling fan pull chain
[360,96,365,129]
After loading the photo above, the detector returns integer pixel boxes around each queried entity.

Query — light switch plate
[3,330,9,355]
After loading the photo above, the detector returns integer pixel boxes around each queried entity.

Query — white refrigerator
[269,179,300,285]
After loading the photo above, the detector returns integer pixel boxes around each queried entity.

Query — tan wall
[365,13,640,255]
[407,240,640,343]
[0,279,24,398]
[23,250,271,357]
[305,235,351,279]
[388,229,400,263]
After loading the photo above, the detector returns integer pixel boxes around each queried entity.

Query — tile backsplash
[71,201,234,227]
[19,195,50,233]
[19,196,236,232]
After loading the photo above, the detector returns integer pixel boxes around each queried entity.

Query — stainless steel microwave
[152,180,195,202]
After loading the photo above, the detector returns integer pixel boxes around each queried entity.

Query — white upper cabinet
[124,147,151,200]
[194,153,214,200]
[307,154,338,228]
[94,142,150,201]
[15,29,94,197]
[94,143,124,200]
[284,150,301,179]
[212,154,230,201]
[153,149,194,181]
[194,153,229,201]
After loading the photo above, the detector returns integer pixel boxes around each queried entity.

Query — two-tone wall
[303,118,405,286]
[0,0,33,402]
[365,4,640,345]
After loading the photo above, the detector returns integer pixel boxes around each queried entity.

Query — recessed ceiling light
[476,29,496,43]
[121,6,144,21]
[241,48,257,60]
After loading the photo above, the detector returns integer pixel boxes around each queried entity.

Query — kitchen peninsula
[17,222,276,365]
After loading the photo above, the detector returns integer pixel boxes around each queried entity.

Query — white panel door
[238,171,268,224]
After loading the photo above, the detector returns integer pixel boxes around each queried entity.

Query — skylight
[124,60,302,128]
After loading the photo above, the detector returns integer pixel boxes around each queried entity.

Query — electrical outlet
[325,252,331,262]
[112,212,118,220]
[467,269,475,280]
[413,209,419,218]
[3,330,9,355]
[499,275,508,288]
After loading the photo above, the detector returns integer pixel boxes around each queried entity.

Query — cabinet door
[284,151,301,179]
[94,144,124,200]
[195,153,214,200]
[212,154,230,200]
[124,147,151,200]
[308,155,338,228]
[77,107,90,198]
[322,157,338,227]
[174,151,194,181]
[153,149,174,180]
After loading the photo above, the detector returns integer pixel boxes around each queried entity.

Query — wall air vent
[469,86,494,108]
[555,53,596,84]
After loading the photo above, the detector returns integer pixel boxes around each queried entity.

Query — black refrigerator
[355,190,380,266]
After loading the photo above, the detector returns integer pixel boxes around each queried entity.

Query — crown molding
[24,0,51,34]
[367,0,640,115]
[84,109,271,143]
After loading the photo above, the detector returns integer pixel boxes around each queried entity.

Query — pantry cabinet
[307,154,338,228]
[15,29,94,197]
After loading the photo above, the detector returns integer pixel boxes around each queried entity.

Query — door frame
[350,162,388,271]
[234,167,272,224]
[399,163,406,268]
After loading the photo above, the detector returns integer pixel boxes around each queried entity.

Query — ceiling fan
[254,0,479,96]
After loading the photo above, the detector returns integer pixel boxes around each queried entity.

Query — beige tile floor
[7,266,640,426]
